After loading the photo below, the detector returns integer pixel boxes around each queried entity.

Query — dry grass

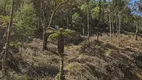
[1,34,142,80]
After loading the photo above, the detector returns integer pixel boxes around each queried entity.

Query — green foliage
[48,26,75,40]
[80,4,87,13]
[15,1,36,41]
[72,12,81,23]
[89,0,96,8]
[72,12,82,31]
[0,15,10,27]
[91,7,99,19]
[0,0,11,15]
[10,40,21,48]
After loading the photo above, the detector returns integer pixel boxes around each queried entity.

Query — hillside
[0,35,141,80]
[1,0,142,80]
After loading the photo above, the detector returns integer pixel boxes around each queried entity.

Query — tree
[41,0,70,50]
[72,12,82,32]
[48,26,75,80]
[116,0,128,43]
[15,1,36,42]
[96,0,102,41]
[86,0,90,40]
[132,1,142,40]
[2,0,14,77]
[81,0,90,39]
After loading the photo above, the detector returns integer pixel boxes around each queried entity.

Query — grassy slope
[1,34,142,80]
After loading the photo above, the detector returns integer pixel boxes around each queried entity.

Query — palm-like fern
[48,26,75,80]
[48,25,75,53]
[48,25,75,40]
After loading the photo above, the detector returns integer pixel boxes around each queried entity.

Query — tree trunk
[43,31,47,50]
[97,0,102,41]
[109,0,112,42]
[116,17,119,43]
[119,15,121,35]
[60,54,64,80]
[2,0,14,76]
[82,24,85,36]
[42,0,68,50]
[135,25,138,40]
[112,17,114,36]
[67,16,69,29]
[58,34,65,80]
[41,0,48,50]
[109,14,112,42]
[96,31,99,41]
[87,2,90,40]
[118,14,121,43]
[41,0,56,50]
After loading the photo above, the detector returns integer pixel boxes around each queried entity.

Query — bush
[14,1,36,42]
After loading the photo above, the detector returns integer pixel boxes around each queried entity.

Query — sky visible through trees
[129,0,142,15]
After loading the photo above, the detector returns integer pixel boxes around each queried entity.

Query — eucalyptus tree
[107,0,129,42]
[41,0,71,50]
[106,0,113,41]
[116,0,129,43]
[86,0,90,39]
[80,3,88,36]
[96,0,102,41]
[78,0,90,38]
[132,1,142,40]
[2,0,14,76]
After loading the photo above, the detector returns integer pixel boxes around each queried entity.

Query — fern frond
[49,32,60,39]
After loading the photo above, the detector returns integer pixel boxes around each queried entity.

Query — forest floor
[0,34,142,80]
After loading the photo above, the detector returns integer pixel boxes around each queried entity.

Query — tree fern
[48,26,75,80]
[48,26,75,39]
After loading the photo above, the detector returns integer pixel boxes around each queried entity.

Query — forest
[0,0,142,80]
